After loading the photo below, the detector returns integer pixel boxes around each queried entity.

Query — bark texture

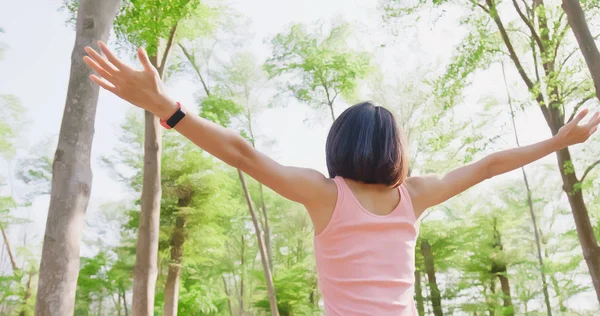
[34,1,121,314]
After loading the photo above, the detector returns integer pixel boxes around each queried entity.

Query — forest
[1,0,600,315]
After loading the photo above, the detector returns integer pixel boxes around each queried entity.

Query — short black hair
[325,101,408,187]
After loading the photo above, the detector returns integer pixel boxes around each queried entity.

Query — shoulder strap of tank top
[398,183,417,223]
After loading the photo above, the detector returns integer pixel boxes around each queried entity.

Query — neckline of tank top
[339,177,404,218]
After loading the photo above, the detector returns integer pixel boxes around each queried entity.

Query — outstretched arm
[406,109,599,217]
[83,42,334,208]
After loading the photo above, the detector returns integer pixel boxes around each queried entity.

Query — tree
[384,0,600,302]
[179,43,280,315]
[160,132,233,316]
[265,21,371,121]
[113,1,217,313]
[561,0,600,101]
[502,63,552,315]
[217,52,277,271]
[34,1,121,315]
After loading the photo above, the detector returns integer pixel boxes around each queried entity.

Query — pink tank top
[314,176,420,315]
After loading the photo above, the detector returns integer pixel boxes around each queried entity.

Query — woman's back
[314,177,419,316]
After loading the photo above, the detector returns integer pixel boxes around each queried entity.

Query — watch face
[166,107,186,128]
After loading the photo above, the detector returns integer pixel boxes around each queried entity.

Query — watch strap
[160,102,186,129]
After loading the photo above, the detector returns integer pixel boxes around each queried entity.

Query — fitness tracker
[160,102,186,129]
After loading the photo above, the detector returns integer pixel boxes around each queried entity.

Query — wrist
[154,95,179,120]
[551,135,567,151]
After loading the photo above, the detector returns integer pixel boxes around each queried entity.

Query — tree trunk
[34,1,121,315]
[132,24,177,312]
[132,108,162,316]
[116,293,122,316]
[237,170,279,316]
[1,227,17,271]
[19,271,35,316]
[488,279,496,316]
[222,275,234,316]
[258,185,273,272]
[494,0,600,299]
[421,240,443,316]
[502,63,552,315]
[164,197,188,316]
[562,0,600,101]
[559,2,600,303]
[554,146,600,302]
[497,272,513,315]
[414,270,425,316]
[98,295,103,316]
[122,287,129,316]
[240,234,245,314]
[328,103,336,122]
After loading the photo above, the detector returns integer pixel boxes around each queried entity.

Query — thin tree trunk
[535,2,600,301]
[164,196,188,316]
[222,275,234,316]
[132,107,162,316]
[122,287,129,316]
[115,292,122,316]
[490,218,513,316]
[240,234,245,314]
[132,23,178,314]
[562,0,600,101]
[19,271,35,316]
[501,63,552,315]
[98,295,103,316]
[258,184,273,271]
[237,170,279,316]
[489,0,600,301]
[421,240,442,316]
[328,104,335,122]
[245,102,273,273]
[415,270,425,316]
[554,146,600,302]
[1,227,17,271]
[488,279,496,316]
[497,272,513,315]
[34,1,121,315]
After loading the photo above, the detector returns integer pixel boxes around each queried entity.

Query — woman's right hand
[83,41,177,119]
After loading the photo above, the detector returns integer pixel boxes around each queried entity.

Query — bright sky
[1,0,598,312]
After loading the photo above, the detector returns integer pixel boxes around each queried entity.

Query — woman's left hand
[555,109,600,148]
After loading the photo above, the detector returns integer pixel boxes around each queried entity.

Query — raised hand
[82,41,177,119]
[556,109,600,147]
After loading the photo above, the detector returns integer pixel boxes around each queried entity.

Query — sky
[1,0,599,313]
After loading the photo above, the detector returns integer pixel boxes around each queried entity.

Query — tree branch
[581,160,600,182]
[562,0,600,101]
[485,0,546,114]
[476,2,490,13]
[178,43,211,96]
[552,20,570,66]
[567,94,595,122]
[158,23,179,77]
[512,0,544,51]
[1,227,18,272]
[519,0,532,13]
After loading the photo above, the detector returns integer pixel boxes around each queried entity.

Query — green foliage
[265,22,372,113]
[200,95,242,127]
[0,95,25,159]
[254,265,317,316]
[114,0,216,55]
[434,25,500,109]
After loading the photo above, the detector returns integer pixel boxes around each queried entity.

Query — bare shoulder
[300,170,337,209]
[404,176,439,217]
[300,173,337,235]
[404,176,436,196]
